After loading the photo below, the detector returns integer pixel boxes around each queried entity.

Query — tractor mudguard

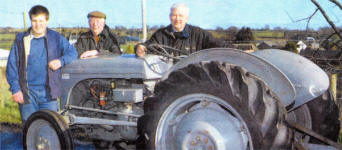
[252,49,329,110]
[163,48,296,107]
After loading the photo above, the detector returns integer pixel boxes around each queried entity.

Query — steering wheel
[146,44,189,60]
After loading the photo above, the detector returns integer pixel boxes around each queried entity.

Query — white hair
[170,3,189,16]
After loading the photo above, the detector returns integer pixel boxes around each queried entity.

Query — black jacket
[139,24,221,56]
[76,25,121,55]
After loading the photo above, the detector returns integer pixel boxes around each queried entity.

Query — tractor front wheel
[23,110,74,150]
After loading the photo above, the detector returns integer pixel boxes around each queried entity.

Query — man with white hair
[76,11,121,59]
[135,3,221,57]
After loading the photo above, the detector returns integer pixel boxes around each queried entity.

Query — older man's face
[169,7,189,32]
[89,17,105,36]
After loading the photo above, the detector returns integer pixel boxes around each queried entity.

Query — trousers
[19,86,58,123]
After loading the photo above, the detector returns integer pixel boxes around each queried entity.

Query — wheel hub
[185,130,215,150]
[26,119,61,150]
[36,137,51,150]
[155,94,252,150]
[174,107,248,150]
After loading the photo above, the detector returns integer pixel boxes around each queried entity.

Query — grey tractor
[22,46,341,150]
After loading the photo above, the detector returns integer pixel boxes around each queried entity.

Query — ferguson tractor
[22,46,341,150]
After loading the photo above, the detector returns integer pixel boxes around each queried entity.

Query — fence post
[331,73,338,103]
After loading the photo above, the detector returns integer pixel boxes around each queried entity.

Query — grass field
[0,32,138,52]
[121,42,136,54]
[0,33,15,40]
[253,30,284,39]
[0,67,22,124]
[0,33,14,50]
[0,41,12,50]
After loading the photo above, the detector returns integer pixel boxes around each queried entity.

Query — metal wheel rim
[155,93,252,150]
[288,104,312,143]
[26,119,61,150]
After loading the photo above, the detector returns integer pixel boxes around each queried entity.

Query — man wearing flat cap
[75,11,121,58]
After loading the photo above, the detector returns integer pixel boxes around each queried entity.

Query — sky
[1,0,342,30]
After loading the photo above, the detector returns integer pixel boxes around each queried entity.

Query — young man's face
[89,17,105,36]
[31,14,48,36]
[169,7,189,32]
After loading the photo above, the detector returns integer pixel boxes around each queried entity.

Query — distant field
[209,31,228,40]
[0,33,15,40]
[121,42,137,54]
[0,33,15,50]
[0,67,22,124]
[0,32,139,52]
[0,41,12,50]
[253,30,284,39]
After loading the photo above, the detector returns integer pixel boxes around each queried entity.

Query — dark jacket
[75,25,121,55]
[6,28,78,104]
[139,24,221,56]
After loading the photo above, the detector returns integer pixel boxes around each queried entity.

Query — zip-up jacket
[6,28,78,104]
[136,24,222,56]
[75,25,121,55]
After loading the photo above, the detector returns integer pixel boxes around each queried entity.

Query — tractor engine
[66,78,148,143]
[58,54,169,145]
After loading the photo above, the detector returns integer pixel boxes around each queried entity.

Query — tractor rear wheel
[138,61,292,150]
[306,90,340,144]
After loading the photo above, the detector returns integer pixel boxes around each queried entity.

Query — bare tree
[296,0,342,49]
[299,1,342,111]
[310,0,342,41]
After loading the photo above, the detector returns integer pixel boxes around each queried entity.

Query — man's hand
[49,59,62,71]
[136,45,147,57]
[13,91,24,104]
[80,50,99,59]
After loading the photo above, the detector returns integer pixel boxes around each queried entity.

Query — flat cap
[87,11,106,19]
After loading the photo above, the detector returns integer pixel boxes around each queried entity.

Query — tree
[295,0,342,49]
[284,41,298,53]
[225,26,239,41]
[226,26,238,32]
[263,24,270,30]
[150,25,159,30]
[235,27,255,42]
[273,26,283,31]
[215,26,224,31]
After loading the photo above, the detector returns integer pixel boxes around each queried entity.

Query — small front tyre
[23,110,74,150]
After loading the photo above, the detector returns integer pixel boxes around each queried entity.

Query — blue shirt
[6,28,78,98]
[27,37,47,87]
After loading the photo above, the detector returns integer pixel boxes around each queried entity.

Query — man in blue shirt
[6,5,78,123]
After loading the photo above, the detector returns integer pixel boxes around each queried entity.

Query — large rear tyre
[287,90,340,144]
[138,62,292,150]
[23,110,74,150]
[306,90,340,144]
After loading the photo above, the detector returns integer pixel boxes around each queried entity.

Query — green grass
[0,33,15,40]
[0,33,15,50]
[121,42,137,54]
[253,30,284,39]
[0,41,12,50]
[0,67,22,124]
